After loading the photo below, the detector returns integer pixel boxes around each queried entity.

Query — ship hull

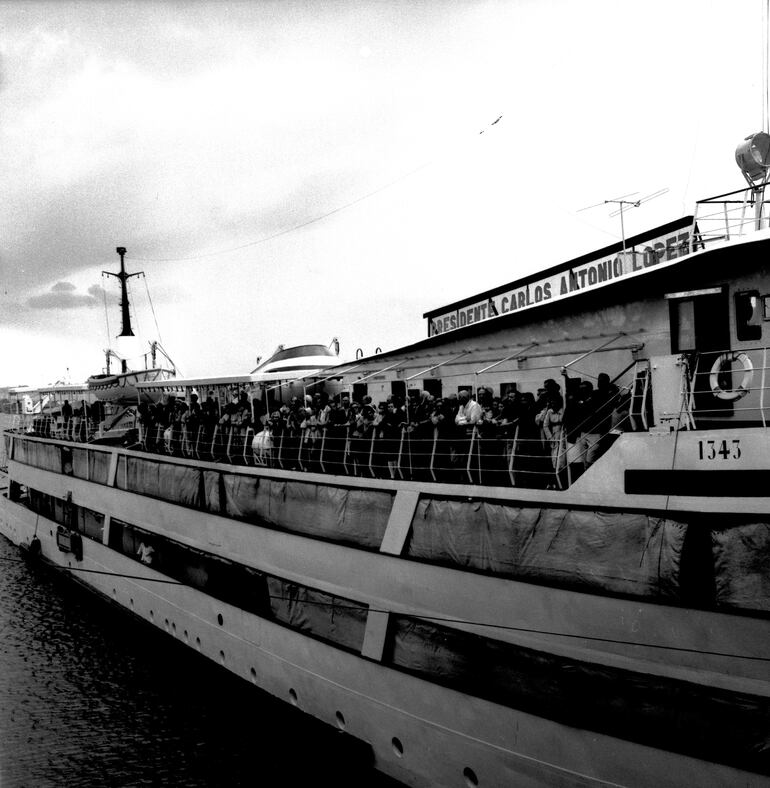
[2,455,768,788]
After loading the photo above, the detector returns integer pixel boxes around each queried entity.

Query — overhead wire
[142,273,164,345]
[100,273,112,346]
[1,553,767,663]
[125,114,506,264]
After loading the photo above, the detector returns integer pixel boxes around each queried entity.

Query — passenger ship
[3,136,770,787]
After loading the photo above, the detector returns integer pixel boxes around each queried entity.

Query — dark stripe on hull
[625,470,770,496]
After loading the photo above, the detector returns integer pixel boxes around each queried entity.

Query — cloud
[27,281,105,310]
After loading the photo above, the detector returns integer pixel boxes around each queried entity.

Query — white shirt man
[455,392,482,425]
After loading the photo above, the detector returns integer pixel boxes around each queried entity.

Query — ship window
[390,380,406,399]
[669,298,696,352]
[9,481,24,502]
[423,378,442,399]
[735,290,762,341]
[763,295,770,320]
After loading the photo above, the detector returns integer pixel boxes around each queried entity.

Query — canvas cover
[71,447,89,479]
[116,456,202,508]
[266,575,368,652]
[14,439,61,472]
[220,475,392,549]
[88,450,111,485]
[406,498,688,599]
[712,522,770,613]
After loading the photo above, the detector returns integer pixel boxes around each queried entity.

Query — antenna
[578,188,669,260]
[102,247,143,373]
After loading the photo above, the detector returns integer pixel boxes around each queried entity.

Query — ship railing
[691,185,770,253]
[7,412,100,444]
[4,392,649,492]
[677,344,770,425]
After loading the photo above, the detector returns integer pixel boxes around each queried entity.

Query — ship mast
[102,247,143,373]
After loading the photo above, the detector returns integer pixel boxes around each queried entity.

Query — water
[0,535,396,787]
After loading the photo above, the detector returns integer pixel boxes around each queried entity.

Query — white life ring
[709,352,753,401]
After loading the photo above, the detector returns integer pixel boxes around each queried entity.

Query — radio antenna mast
[102,247,143,373]
[579,188,669,261]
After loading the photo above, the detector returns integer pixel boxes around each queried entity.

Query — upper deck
[6,185,770,499]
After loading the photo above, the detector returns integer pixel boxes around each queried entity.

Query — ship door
[668,287,732,419]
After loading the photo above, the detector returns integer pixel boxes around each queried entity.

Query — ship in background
[2,134,770,786]
[85,247,176,404]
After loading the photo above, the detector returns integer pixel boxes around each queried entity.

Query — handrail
[355,359,409,384]
[561,332,628,373]
[406,352,468,382]
[474,343,539,376]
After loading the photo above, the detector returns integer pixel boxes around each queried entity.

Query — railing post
[429,427,438,482]
[466,427,477,484]
[508,425,519,487]
[723,201,730,241]
[554,428,564,490]
[297,429,306,471]
[319,426,327,473]
[396,428,405,480]
[243,427,254,465]
[368,429,376,478]
[225,425,234,463]
[194,425,202,459]
[343,436,350,475]
[209,425,218,460]
[276,431,284,470]
[761,347,767,429]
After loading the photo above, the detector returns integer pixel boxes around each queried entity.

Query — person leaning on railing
[477,405,508,486]
[512,391,546,488]
[410,391,435,481]
[451,390,482,481]
[324,398,349,475]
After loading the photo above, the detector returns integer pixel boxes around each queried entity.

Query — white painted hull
[1,461,768,787]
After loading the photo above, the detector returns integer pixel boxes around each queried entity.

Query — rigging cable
[141,273,164,345]
[125,113,506,264]
[127,162,431,263]
[100,273,112,346]
[1,553,767,663]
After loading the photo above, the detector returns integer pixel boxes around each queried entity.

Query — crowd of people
[134,372,632,488]
[31,399,107,443]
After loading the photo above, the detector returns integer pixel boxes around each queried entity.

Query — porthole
[164,618,169,632]
[129,598,134,608]
[171,622,176,635]
[463,767,479,787]
[195,636,201,652]
[392,737,403,758]
[217,613,224,626]
[183,629,189,643]
[112,588,117,598]
[250,667,257,684]
[150,610,154,621]
[219,650,226,665]
[288,688,298,706]
[335,711,346,730]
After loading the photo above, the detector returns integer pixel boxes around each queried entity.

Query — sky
[0,0,766,386]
